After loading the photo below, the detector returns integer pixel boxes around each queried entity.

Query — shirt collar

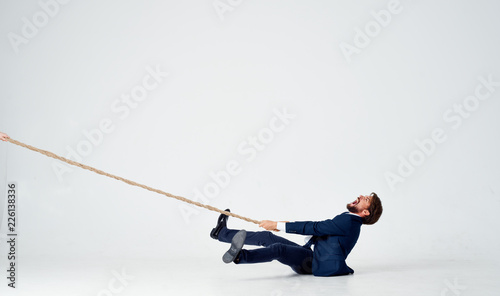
[345,211,361,217]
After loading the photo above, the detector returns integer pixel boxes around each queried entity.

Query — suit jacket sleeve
[285,214,350,236]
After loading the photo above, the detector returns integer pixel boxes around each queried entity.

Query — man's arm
[286,218,348,236]
[260,215,349,236]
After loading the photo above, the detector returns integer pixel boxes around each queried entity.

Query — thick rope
[6,138,261,225]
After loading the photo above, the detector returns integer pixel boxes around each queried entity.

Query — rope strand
[7,138,261,225]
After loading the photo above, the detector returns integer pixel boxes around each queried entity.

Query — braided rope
[7,138,261,225]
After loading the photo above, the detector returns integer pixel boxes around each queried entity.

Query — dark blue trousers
[218,227,313,274]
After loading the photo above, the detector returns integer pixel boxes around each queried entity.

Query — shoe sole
[222,229,246,263]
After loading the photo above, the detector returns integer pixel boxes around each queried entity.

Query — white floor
[1,256,499,296]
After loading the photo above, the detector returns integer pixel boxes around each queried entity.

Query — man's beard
[346,203,359,214]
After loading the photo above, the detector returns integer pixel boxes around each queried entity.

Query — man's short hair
[362,192,383,225]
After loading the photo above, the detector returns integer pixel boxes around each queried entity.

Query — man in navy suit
[210,193,383,276]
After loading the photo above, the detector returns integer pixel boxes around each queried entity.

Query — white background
[1,0,499,295]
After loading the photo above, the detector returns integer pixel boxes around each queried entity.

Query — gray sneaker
[222,230,246,263]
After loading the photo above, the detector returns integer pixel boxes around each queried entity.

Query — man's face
[347,194,372,215]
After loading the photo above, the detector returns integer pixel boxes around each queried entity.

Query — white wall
[1,0,499,271]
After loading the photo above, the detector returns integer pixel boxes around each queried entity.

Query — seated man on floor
[210,193,383,276]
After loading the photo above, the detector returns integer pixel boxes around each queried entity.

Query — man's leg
[218,227,300,248]
[237,243,313,275]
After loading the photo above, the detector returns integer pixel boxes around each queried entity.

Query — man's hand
[259,220,278,231]
[0,132,10,142]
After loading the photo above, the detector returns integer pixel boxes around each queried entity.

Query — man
[210,193,382,276]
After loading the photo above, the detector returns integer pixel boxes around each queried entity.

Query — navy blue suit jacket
[286,212,362,276]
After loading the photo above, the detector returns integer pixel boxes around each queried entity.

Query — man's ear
[361,209,370,218]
